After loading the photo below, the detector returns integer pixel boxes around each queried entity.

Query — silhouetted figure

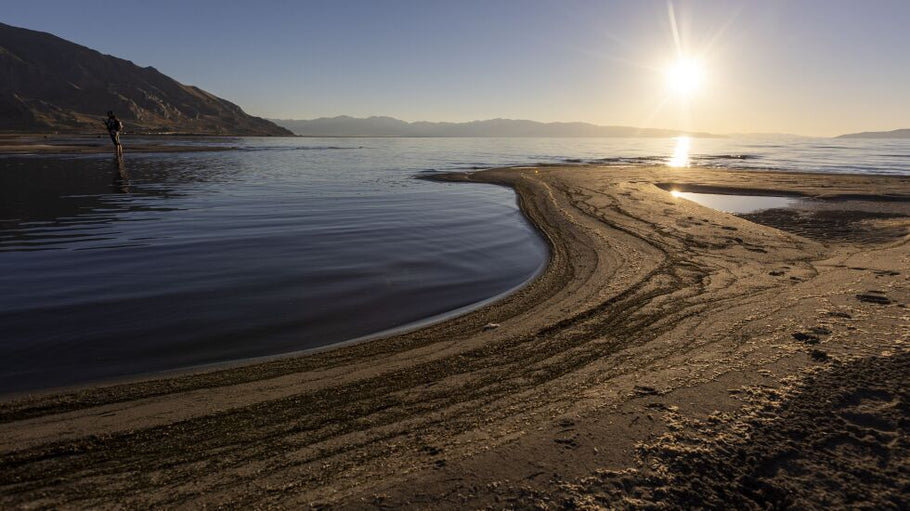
[104,111,124,157]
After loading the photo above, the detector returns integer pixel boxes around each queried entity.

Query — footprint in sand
[792,332,821,344]
[856,292,892,305]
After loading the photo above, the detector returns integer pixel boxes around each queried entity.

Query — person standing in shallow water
[104,110,123,157]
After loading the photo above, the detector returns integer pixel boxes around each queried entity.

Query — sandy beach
[1,164,908,509]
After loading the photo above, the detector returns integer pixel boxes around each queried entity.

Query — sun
[666,58,703,96]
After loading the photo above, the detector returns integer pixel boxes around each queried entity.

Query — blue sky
[5,0,910,136]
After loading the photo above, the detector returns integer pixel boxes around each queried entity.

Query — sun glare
[668,136,691,167]
[666,58,703,96]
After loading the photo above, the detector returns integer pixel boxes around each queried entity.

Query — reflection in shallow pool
[670,190,803,214]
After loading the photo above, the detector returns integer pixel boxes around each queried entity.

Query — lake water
[1,136,908,393]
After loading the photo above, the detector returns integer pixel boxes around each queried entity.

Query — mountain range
[0,22,290,135]
[271,116,720,138]
[836,128,910,139]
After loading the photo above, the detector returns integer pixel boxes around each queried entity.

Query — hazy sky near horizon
[5,0,910,136]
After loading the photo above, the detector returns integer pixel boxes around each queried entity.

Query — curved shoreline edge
[1,164,908,508]
[0,168,573,414]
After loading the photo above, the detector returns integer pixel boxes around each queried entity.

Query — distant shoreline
[271,115,722,138]
[836,128,910,139]
[0,134,243,155]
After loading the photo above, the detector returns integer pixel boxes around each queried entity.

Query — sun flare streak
[637,0,735,136]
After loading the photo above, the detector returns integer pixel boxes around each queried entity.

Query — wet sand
[0,134,235,154]
[1,165,908,509]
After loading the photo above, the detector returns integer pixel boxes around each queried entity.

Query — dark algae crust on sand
[512,353,909,510]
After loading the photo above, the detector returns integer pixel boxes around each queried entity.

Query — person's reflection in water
[112,156,130,193]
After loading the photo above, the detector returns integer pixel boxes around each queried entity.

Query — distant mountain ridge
[836,129,910,139]
[0,22,291,135]
[272,116,720,138]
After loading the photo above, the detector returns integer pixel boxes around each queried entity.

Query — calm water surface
[0,139,553,393]
[1,136,908,393]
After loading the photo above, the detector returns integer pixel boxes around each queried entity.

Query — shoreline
[1,164,908,508]
[3,164,900,400]
[0,134,242,154]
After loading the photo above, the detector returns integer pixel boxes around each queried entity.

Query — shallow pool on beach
[670,191,803,214]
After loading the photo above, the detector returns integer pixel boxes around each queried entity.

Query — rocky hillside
[0,22,291,135]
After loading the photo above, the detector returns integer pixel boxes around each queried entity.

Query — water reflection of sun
[668,136,691,167]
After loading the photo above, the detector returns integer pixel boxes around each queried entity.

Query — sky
[4,0,910,136]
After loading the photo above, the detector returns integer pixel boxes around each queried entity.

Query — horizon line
[266,115,881,138]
